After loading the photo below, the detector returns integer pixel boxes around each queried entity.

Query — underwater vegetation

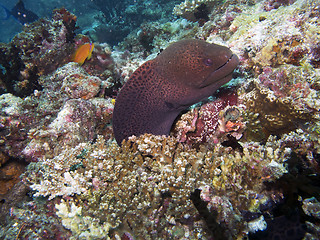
[0,0,320,239]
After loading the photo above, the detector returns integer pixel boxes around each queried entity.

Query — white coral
[56,200,111,239]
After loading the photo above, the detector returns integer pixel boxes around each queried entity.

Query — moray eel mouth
[200,53,239,88]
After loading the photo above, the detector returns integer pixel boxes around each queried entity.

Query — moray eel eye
[204,58,213,66]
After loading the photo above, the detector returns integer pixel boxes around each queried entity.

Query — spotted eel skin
[113,39,239,145]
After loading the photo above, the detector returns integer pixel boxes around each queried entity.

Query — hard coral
[0,62,114,162]
[310,46,320,68]
[0,193,72,239]
[0,160,26,195]
[22,97,113,162]
[52,7,77,43]
[0,43,40,97]
[197,1,244,41]
[24,134,291,239]
[80,43,116,79]
[264,0,296,11]
[229,0,320,75]
[55,200,111,239]
[61,72,101,100]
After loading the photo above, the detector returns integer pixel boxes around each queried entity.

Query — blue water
[0,0,98,42]
[0,0,180,45]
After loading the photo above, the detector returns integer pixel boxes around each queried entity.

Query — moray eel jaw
[200,53,239,88]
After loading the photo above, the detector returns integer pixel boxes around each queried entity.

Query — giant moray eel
[113,39,239,145]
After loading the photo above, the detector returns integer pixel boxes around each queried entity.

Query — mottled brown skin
[113,39,239,145]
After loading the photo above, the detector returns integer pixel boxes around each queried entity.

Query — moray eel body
[113,39,239,145]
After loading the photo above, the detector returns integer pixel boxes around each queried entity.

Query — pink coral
[173,89,245,146]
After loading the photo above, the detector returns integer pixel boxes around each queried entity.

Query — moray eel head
[113,39,239,145]
[156,39,239,88]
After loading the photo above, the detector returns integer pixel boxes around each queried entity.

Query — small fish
[0,0,39,25]
[72,43,95,65]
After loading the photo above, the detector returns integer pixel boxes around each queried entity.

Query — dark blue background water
[0,0,98,42]
[0,0,180,45]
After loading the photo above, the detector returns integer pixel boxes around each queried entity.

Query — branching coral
[55,200,111,239]
[24,134,292,239]
[1,1,320,239]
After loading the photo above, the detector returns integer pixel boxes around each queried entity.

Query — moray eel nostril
[112,39,239,146]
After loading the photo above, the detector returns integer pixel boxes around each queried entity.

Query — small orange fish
[72,43,94,65]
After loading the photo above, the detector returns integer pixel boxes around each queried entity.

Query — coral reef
[263,0,297,11]
[229,0,320,74]
[113,39,239,145]
[173,0,220,23]
[0,160,26,195]
[22,134,292,239]
[302,197,320,239]
[240,65,319,139]
[0,192,72,239]
[0,8,77,97]
[0,62,115,162]
[1,0,320,239]
[55,200,111,239]
[118,18,199,56]
[87,0,179,45]
[72,35,116,79]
